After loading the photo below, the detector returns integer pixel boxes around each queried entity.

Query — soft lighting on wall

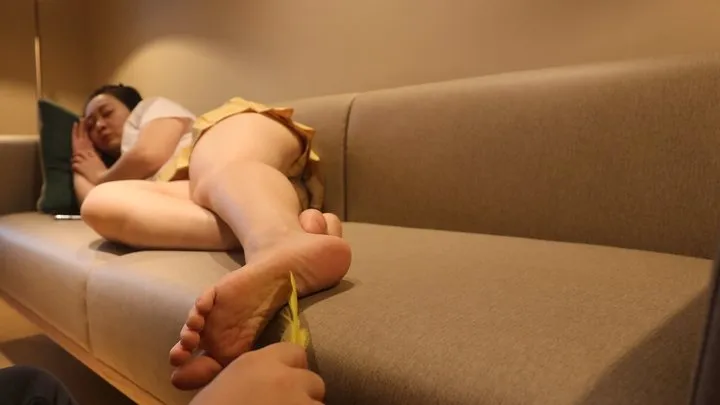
[33,0,43,100]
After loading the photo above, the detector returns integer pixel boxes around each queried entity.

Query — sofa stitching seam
[342,94,357,222]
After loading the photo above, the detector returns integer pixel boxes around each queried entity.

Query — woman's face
[84,94,131,156]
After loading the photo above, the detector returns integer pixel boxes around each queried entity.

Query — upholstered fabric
[0,136,41,216]
[0,213,125,349]
[316,224,711,405]
[285,93,356,219]
[39,222,716,405]
[346,56,720,259]
[36,100,82,215]
[86,250,235,405]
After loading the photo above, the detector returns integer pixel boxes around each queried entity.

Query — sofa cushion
[0,213,127,349]
[86,250,235,405]
[345,56,720,258]
[286,93,356,219]
[35,101,119,215]
[36,99,81,215]
[85,222,711,405]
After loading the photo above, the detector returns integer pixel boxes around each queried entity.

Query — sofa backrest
[15,57,717,258]
[343,55,720,258]
[0,135,42,215]
[287,93,356,219]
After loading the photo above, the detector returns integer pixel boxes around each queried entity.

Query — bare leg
[82,180,240,250]
[168,113,351,390]
[82,183,344,250]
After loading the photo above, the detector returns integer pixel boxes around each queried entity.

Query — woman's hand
[72,118,107,184]
[72,118,95,156]
[72,150,107,185]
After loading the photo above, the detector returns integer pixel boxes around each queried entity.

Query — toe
[169,342,192,367]
[299,209,327,235]
[171,354,223,390]
[186,306,205,332]
[194,288,216,315]
[323,213,343,238]
[180,325,200,350]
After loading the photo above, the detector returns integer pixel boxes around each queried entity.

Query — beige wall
[0,0,93,134]
[4,0,720,131]
[39,0,94,113]
[81,0,720,115]
[0,2,36,133]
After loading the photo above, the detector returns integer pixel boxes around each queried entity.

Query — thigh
[82,180,238,250]
[151,180,191,199]
[85,180,192,215]
[99,180,191,200]
[188,113,303,189]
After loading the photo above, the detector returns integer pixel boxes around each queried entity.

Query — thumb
[258,343,308,369]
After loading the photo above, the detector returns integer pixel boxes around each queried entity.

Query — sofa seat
[0,213,712,404]
[0,213,125,349]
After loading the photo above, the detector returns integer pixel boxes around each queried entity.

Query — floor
[0,299,135,405]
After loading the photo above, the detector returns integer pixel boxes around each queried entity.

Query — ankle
[242,228,304,261]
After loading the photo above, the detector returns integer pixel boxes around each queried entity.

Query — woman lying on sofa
[72,84,351,392]
[71,85,194,204]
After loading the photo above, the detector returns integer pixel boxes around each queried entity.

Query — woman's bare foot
[169,232,351,390]
[299,209,343,237]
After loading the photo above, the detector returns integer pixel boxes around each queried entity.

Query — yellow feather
[281,272,309,348]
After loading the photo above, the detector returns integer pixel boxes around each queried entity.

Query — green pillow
[37,99,81,214]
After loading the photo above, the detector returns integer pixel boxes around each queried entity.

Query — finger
[304,372,326,401]
[83,120,94,138]
[257,343,308,369]
[290,369,325,401]
[78,118,88,137]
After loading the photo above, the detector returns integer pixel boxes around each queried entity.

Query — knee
[81,183,130,241]
[189,165,235,207]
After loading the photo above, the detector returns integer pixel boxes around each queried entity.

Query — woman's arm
[74,172,95,205]
[98,117,191,183]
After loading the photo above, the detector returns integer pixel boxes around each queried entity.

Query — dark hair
[84,84,142,167]
[85,84,143,111]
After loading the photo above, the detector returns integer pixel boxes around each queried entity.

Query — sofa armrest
[0,135,41,215]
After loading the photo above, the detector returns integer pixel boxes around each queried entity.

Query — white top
[121,97,196,180]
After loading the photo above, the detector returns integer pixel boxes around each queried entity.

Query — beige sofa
[1,55,719,405]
